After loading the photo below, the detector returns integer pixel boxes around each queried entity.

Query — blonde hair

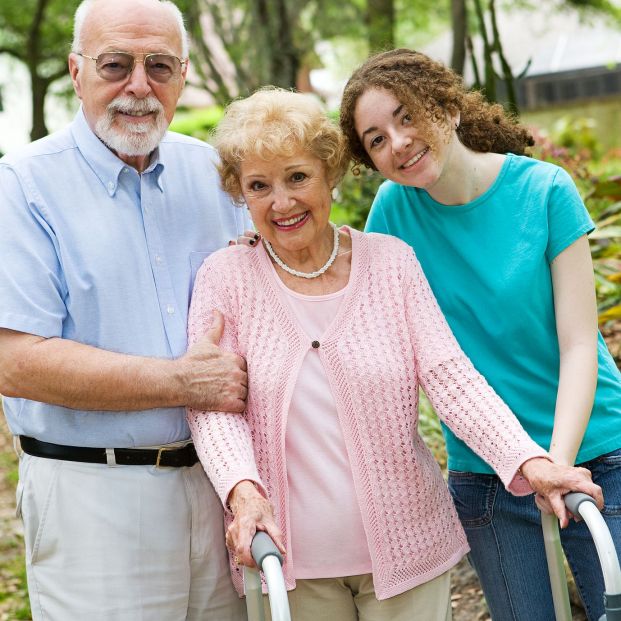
[214,87,349,204]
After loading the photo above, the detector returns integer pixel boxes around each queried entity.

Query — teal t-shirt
[365,153,621,473]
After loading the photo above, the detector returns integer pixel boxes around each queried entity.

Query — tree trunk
[271,0,299,88]
[472,0,496,102]
[450,0,467,75]
[30,73,48,141]
[368,0,395,53]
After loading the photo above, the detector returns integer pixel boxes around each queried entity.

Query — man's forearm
[0,330,184,411]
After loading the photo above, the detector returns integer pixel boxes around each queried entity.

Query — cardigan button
[311,340,320,349]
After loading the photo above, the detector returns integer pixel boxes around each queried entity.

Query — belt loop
[106,448,118,467]
[13,435,23,458]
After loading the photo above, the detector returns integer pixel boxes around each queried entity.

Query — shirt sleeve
[545,166,594,263]
[0,164,67,337]
[400,246,548,494]
[185,251,267,509]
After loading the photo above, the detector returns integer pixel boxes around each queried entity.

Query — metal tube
[262,555,290,621]
[577,502,621,595]
[542,512,572,621]
[244,566,266,621]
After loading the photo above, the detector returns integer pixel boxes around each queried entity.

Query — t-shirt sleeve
[545,166,594,263]
[0,164,67,337]
[364,184,391,234]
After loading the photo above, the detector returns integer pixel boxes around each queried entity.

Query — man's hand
[180,310,248,412]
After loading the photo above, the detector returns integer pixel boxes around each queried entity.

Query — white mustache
[108,96,163,115]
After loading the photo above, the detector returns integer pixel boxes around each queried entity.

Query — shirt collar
[71,107,165,196]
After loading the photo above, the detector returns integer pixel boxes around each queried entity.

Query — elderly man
[0,0,248,619]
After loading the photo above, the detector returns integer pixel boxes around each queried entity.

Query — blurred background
[0,1,620,618]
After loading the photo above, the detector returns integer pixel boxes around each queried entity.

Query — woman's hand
[226,480,285,567]
[229,230,261,248]
[519,457,604,528]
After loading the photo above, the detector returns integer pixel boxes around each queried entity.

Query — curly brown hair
[340,48,534,170]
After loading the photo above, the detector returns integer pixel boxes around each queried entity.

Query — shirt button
[122,167,129,174]
[107,181,114,192]
[311,340,320,349]
[155,255,162,264]
[167,305,175,315]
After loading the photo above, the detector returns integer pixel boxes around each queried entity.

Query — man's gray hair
[72,0,190,58]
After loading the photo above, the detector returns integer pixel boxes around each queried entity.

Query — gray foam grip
[564,492,596,515]
[251,532,284,570]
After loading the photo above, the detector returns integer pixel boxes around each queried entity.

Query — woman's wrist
[228,480,262,514]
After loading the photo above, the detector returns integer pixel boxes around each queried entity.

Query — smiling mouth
[400,147,429,169]
[273,211,309,229]
[116,110,157,120]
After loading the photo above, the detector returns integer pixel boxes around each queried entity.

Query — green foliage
[418,391,447,470]
[550,116,602,158]
[170,106,224,142]
[332,167,384,229]
[0,0,79,137]
[531,121,621,331]
[0,0,76,73]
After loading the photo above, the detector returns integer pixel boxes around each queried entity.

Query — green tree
[0,0,79,140]
[368,0,395,52]
[177,0,366,103]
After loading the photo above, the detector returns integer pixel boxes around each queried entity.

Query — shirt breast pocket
[189,249,218,294]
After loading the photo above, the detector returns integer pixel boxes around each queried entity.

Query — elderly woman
[186,88,601,621]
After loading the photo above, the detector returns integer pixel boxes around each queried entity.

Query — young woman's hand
[519,457,604,528]
[225,480,285,567]
[229,230,261,248]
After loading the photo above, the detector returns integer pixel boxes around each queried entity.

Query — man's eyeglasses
[77,52,187,84]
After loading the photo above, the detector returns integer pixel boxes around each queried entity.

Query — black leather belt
[19,436,199,468]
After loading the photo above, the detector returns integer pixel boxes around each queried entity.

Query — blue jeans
[448,448,621,621]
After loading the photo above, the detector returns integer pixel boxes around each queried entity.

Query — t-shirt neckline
[417,153,514,214]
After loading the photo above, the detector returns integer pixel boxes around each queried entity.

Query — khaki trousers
[17,451,246,621]
[264,571,451,621]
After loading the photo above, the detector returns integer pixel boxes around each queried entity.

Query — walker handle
[251,531,284,570]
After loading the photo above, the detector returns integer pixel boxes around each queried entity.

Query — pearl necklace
[263,222,339,279]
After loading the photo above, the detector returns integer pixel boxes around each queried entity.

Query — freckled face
[239,150,333,259]
[354,88,458,190]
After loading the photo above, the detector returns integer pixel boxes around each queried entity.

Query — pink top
[274,274,373,579]
[187,227,547,600]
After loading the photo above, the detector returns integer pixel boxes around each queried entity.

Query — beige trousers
[17,451,246,621]
[264,571,451,621]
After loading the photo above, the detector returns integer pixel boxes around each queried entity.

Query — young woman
[340,48,621,621]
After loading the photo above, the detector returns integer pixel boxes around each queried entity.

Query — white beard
[95,95,169,157]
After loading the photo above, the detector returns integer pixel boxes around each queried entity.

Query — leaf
[589,226,621,240]
[599,304,621,323]
[586,176,621,201]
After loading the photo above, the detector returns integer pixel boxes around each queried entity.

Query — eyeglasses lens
[95,53,181,83]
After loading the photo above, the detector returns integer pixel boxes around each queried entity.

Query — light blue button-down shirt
[0,109,250,447]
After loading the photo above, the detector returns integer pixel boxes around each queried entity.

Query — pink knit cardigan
[187,227,547,601]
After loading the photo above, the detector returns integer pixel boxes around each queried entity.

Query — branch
[0,47,25,62]
[44,66,70,85]
[28,0,52,48]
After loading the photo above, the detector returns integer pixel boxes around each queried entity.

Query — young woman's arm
[549,234,599,466]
